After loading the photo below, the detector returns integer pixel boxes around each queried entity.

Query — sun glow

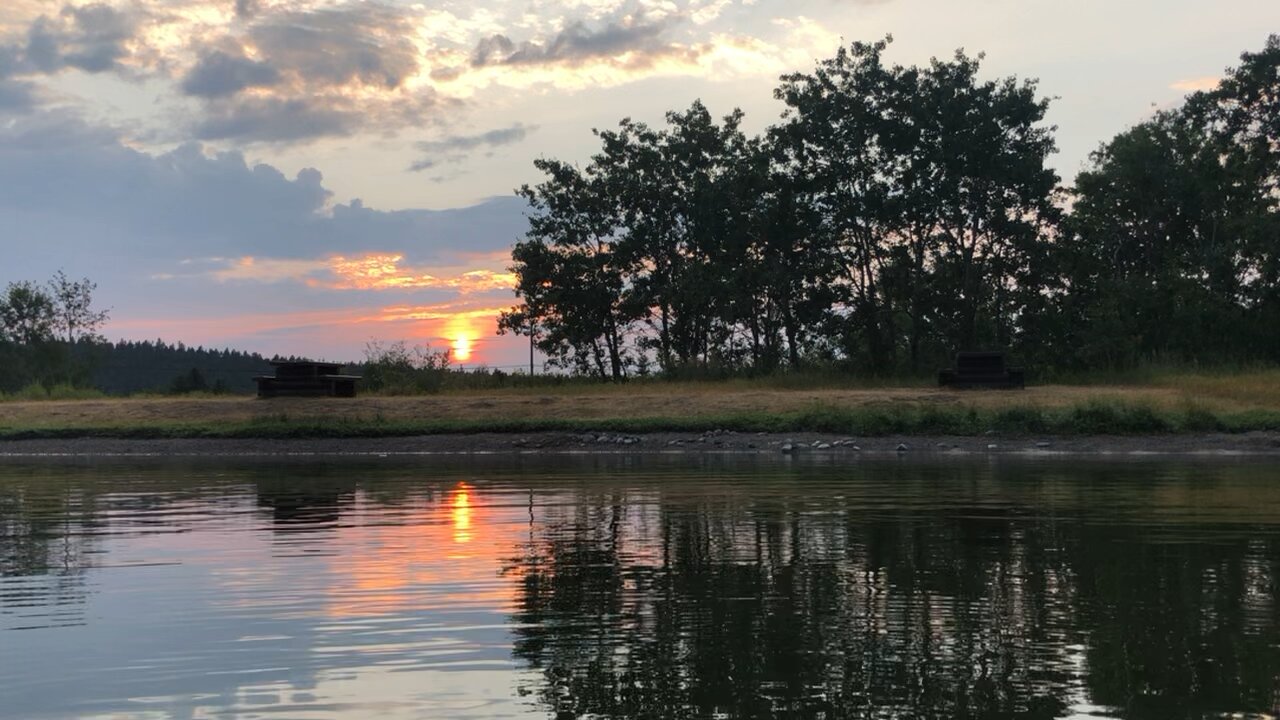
[446,314,479,363]
[451,333,473,362]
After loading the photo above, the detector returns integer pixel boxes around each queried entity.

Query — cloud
[190,90,444,144]
[0,0,810,145]
[23,3,142,74]
[180,49,280,98]
[431,10,838,95]
[176,2,439,143]
[0,44,21,77]
[326,258,516,293]
[408,123,537,172]
[0,79,37,113]
[0,110,527,266]
[233,0,260,21]
[0,108,530,359]
[470,15,676,69]
[191,96,360,142]
[203,253,516,293]
[1171,76,1220,93]
[244,4,420,91]
[0,2,157,116]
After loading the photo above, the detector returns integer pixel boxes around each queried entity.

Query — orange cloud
[206,252,516,294]
[327,254,516,292]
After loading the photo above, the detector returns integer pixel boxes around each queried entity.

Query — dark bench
[938,352,1025,389]
[255,361,361,398]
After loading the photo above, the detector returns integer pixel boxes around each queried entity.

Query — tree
[1189,34,1280,360]
[0,281,56,345]
[773,38,904,370]
[498,36,1275,377]
[747,128,838,369]
[774,38,1059,370]
[1059,36,1279,366]
[169,367,210,394]
[500,158,637,380]
[895,48,1060,359]
[593,102,771,372]
[48,271,110,344]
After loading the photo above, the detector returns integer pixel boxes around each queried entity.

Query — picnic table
[255,361,360,398]
[938,352,1025,389]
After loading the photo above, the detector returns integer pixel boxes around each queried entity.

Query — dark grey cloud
[0,110,526,272]
[189,90,443,145]
[181,50,280,98]
[0,45,36,113]
[470,16,673,68]
[192,96,358,143]
[0,79,36,112]
[0,4,152,119]
[24,3,140,74]
[0,44,20,78]
[0,79,37,113]
[179,2,433,143]
[234,0,261,20]
[408,123,537,172]
[246,4,419,90]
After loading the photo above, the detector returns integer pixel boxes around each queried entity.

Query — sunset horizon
[4,0,1277,368]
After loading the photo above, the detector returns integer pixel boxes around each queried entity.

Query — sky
[1,0,1276,367]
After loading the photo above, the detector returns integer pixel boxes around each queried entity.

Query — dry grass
[4,369,1279,437]
[1150,369,1280,411]
[0,381,1256,432]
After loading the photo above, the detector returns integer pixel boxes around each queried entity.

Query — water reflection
[1,457,1279,719]
[256,476,353,532]
[453,483,474,544]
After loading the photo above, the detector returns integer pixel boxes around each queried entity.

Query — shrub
[360,340,451,395]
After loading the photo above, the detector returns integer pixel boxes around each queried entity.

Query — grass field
[4,370,1280,439]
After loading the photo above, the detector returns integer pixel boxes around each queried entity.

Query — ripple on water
[2,455,1280,719]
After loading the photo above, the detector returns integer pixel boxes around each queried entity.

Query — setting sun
[451,334,473,362]
[445,315,480,363]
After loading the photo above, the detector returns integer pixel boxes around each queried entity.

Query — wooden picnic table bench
[255,361,360,398]
[938,351,1025,389]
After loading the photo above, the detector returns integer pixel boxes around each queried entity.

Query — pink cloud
[1170,76,1220,92]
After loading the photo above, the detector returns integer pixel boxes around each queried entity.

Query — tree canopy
[501,35,1280,379]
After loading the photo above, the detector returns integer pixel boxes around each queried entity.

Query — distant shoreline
[3,431,1280,458]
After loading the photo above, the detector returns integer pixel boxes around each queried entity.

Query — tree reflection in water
[503,464,1280,720]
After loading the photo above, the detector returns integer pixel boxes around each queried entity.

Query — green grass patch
[0,382,106,402]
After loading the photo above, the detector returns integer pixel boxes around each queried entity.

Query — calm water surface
[2,455,1280,719]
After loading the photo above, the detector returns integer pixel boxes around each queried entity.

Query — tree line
[499,36,1280,379]
[0,272,112,392]
[0,275,280,395]
[91,340,274,395]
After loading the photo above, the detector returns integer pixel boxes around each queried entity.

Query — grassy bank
[3,396,1280,440]
[4,370,1280,440]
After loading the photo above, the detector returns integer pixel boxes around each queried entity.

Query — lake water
[2,455,1279,719]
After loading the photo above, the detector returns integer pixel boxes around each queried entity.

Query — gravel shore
[4,430,1280,457]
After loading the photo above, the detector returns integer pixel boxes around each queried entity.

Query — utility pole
[529,321,535,376]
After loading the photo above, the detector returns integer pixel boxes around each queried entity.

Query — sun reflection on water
[451,483,472,544]
[318,482,517,620]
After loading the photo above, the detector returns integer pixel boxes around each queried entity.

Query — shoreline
[4,430,1280,458]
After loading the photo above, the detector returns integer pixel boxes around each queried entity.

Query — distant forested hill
[88,340,279,395]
